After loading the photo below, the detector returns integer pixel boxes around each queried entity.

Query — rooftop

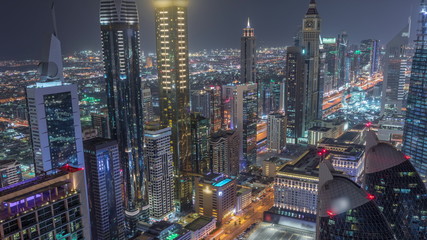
[309,126,331,132]
[184,216,215,232]
[278,149,322,178]
[336,131,360,143]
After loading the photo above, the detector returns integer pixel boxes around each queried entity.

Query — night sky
[0,0,420,60]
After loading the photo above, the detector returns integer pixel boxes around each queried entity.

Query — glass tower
[317,162,395,239]
[403,0,427,182]
[364,142,427,239]
[99,0,145,232]
[153,0,192,212]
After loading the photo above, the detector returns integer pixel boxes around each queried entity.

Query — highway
[206,189,274,240]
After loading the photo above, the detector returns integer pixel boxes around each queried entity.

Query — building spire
[306,0,319,15]
[247,17,251,28]
[51,1,58,37]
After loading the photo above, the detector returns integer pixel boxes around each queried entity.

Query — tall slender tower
[302,0,322,124]
[99,0,145,233]
[240,18,256,84]
[153,0,192,212]
[403,0,427,183]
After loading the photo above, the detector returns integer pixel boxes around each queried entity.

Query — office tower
[153,0,192,212]
[403,0,427,183]
[83,138,124,240]
[0,167,91,240]
[195,174,237,223]
[381,20,410,114]
[302,0,322,122]
[322,37,339,93]
[100,0,146,232]
[191,89,210,118]
[279,80,286,112]
[267,113,287,153]
[337,32,348,88]
[240,18,256,84]
[91,113,111,139]
[364,142,427,238]
[257,121,268,153]
[316,162,395,240]
[0,160,22,188]
[190,113,210,174]
[26,23,84,174]
[222,83,258,170]
[260,81,282,115]
[360,39,380,76]
[143,87,155,123]
[209,130,240,176]
[205,85,222,133]
[144,127,175,220]
[285,46,306,143]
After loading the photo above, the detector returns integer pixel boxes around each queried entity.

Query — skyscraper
[364,142,427,239]
[267,113,287,153]
[316,162,395,240]
[209,130,240,176]
[144,127,175,220]
[153,0,192,212]
[302,0,322,122]
[83,138,125,240]
[322,37,339,93]
[0,160,22,188]
[337,32,349,88]
[100,0,145,232]
[240,18,256,85]
[143,87,155,123]
[205,85,222,133]
[360,39,380,76]
[285,46,306,143]
[190,113,210,174]
[403,0,427,182]
[223,83,258,170]
[26,10,84,174]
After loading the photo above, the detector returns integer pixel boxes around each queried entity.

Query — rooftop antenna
[51,1,58,37]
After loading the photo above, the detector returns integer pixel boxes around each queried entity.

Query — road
[207,190,274,240]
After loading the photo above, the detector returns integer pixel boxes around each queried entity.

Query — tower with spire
[240,17,256,84]
[302,0,322,129]
[99,0,146,235]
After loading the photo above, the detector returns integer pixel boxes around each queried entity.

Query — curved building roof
[100,0,139,25]
[318,169,370,217]
[365,142,407,174]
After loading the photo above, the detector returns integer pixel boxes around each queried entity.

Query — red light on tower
[405,155,411,160]
[327,210,336,217]
[365,122,372,127]
[367,194,375,200]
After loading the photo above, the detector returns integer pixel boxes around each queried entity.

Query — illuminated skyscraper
[364,142,427,239]
[285,46,306,143]
[381,20,410,114]
[337,32,349,88]
[153,0,192,212]
[100,0,145,233]
[267,113,287,153]
[403,0,427,183]
[190,113,210,174]
[205,85,222,133]
[240,18,256,84]
[302,0,322,122]
[360,39,380,76]
[316,162,395,240]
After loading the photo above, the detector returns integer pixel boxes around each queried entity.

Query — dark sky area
[0,0,420,60]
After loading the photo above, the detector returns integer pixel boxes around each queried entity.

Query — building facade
[209,130,240,176]
[144,127,175,220]
[100,0,146,228]
[83,138,125,240]
[190,113,210,174]
[267,113,287,153]
[0,160,22,188]
[240,18,256,85]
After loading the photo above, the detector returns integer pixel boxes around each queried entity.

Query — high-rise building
[143,87,155,123]
[195,174,237,223]
[205,85,222,133]
[144,127,175,220]
[191,89,210,118]
[223,83,258,170]
[240,18,256,84]
[209,130,240,176]
[316,162,395,240]
[0,160,22,188]
[83,138,125,240]
[322,37,339,93]
[100,0,146,232]
[91,113,111,139]
[190,113,210,174]
[360,39,380,76]
[364,142,427,238]
[153,0,192,212]
[403,0,427,183]
[302,0,322,123]
[0,167,91,240]
[26,22,84,174]
[381,20,410,114]
[337,32,349,89]
[267,113,287,153]
[285,46,306,143]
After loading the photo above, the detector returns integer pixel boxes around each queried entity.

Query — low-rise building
[184,216,216,240]
[236,186,252,213]
[0,160,22,188]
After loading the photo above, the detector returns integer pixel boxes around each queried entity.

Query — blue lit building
[99,0,146,231]
[403,0,427,183]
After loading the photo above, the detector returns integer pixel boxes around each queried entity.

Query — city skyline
[0,0,419,60]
